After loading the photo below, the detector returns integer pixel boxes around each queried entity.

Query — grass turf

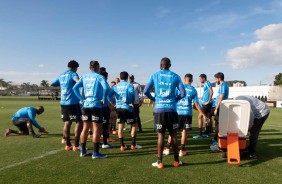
[0,96,281,183]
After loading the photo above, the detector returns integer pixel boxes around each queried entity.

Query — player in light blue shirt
[5,106,48,138]
[144,57,186,168]
[163,74,208,157]
[210,72,229,151]
[194,74,214,139]
[51,60,83,151]
[73,60,108,159]
[108,71,142,151]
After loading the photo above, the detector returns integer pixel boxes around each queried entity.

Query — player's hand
[129,104,134,107]
[203,102,209,106]
[204,116,210,122]
[100,100,105,105]
[39,127,49,134]
[214,109,218,116]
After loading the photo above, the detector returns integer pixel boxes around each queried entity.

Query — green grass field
[0,97,281,183]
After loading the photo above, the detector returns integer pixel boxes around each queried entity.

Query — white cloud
[226,23,282,69]
[38,64,45,68]
[199,46,206,51]
[156,7,170,18]
[130,64,139,68]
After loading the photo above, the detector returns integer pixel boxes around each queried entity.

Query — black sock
[11,130,18,134]
[74,136,80,147]
[119,138,125,147]
[166,143,171,149]
[174,154,179,162]
[199,128,203,136]
[103,135,108,145]
[93,142,99,153]
[180,144,185,151]
[81,143,86,151]
[66,136,71,146]
[157,157,162,164]
[131,136,136,146]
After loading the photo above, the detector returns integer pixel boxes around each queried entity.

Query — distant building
[233,82,244,87]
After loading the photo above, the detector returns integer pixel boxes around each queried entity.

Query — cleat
[173,161,183,167]
[212,138,218,145]
[210,144,219,151]
[249,152,257,159]
[179,150,187,157]
[131,144,142,150]
[202,134,209,138]
[5,129,12,136]
[73,146,80,151]
[65,145,73,151]
[163,148,170,155]
[120,145,127,151]
[152,161,164,169]
[92,152,107,159]
[102,144,114,149]
[192,135,202,139]
[80,150,88,157]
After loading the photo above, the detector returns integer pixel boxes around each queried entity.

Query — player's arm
[129,84,135,105]
[214,94,224,115]
[195,102,209,122]
[204,82,213,105]
[144,76,155,102]
[144,82,155,102]
[50,77,60,87]
[99,77,108,105]
[108,88,116,107]
[73,78,84,102]
[176,77,186,101]
[28,110,42,130]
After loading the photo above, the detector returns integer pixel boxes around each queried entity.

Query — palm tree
[40,80,49,87]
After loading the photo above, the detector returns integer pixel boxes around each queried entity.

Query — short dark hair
[68,60,79,68]
[129,74,134,79]
[160,57,171,69]
[185,73,193,82]
[100,67,106,72]
[90,60,99,69]
[214,72,224,81]
[120,71,129,80]
[100,71,108,80]
[199,74,207,80]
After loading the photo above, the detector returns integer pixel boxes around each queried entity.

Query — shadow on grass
[239,137,282,167]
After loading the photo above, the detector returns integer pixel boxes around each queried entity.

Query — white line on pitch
[264,125,282,128]
[0,148,63,172]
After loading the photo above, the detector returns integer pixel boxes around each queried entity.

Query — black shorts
[61,104,81,122]
[211,107,219,124]
[116,108,135,124]
[178,115,192,131]
[102,107,110,124]
[13,118,29,135]
[83,107,102,123]
[154,112,178,134]
[202,103,212,117]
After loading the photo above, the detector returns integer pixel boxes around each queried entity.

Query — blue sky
[0,0,282,86]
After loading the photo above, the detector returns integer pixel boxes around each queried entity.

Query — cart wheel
[222,151,227,158]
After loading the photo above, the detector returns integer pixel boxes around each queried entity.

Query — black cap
[68,60,79,68]
[129,74,134,79]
